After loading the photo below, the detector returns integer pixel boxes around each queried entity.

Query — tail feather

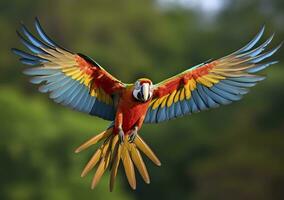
[121,144,136,189]
[109,143,121,192]
[91,148,111,189]
[91,135,112,189]
[75,128,112,153]
[80,148,102,177]
[75,129,161,191]
[134,136,161,166]
[129,145,150,184]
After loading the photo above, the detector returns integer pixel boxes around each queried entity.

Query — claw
[128,128,138,143]
[118,129,125,144]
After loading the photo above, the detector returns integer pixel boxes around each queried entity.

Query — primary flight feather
[12,18,281,191]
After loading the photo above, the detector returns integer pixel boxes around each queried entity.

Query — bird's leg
[128,126,138,143]
[118,125,125,144]
[115,111,125,144]
[128,116,144,143]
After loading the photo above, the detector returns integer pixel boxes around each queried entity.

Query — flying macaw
[12,18,281,191]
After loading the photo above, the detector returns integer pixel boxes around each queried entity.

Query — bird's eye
[137,91,142,100]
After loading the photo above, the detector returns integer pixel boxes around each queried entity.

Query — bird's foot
[128,128,138,143]
[118,128,125,144]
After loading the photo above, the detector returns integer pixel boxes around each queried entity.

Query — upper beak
[141,83,149,101]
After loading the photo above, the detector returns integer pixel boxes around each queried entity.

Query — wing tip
[11,48,18,54]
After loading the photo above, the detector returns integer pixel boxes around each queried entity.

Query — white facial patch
[133,88,140,99]
[132,81,153,102]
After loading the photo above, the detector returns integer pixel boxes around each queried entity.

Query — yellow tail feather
[75,128,161,191]
[134,136,161,166]
[75,128,112,153]
[109,143,121,191]
[80,148,101,177]
[129,144,150,184]
[121,144,136,189]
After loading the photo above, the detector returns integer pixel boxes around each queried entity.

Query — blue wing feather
[13,19,116,120]
[12,48,48,62]
[50,79,77,99]
[214,82,249,95]
[174,102,183,117]
[191,90,208,111]
[16,31,47,54]
[21,24,50,49]
[77,89,90,111]
[197,85,219,108]
[234,26,265,54]
[34,18,58,47]
[19,58,41,66]
[69,86,86,108]
[210,85,242,101]
[247,61,278,73]
[56,82,81,104]
[23,67,58,76]
[188,98,199,113]
[250,43,282,63]
[82,95,93,113]
[180,100,190,115]
[157,107,168,122]
[144,26,280,124]
[202,86,232,105]
[237,34,274,58]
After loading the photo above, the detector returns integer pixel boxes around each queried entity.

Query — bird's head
[132,78,154,102]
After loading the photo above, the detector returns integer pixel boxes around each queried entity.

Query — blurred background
[1,0,284,199]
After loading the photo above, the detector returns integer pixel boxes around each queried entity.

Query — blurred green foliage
[0,0,284,199]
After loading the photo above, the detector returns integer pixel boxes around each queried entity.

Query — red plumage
[114,86,151,134]
[13,19,281,191]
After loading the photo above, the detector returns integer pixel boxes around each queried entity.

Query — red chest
[118,88,150,132]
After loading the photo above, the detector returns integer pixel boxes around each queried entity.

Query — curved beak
[141,83,150,101]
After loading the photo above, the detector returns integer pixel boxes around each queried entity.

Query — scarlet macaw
[12,19,281,191]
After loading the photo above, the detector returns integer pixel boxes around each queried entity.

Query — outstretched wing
[12,18,125,120]
[144,26,281,123]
